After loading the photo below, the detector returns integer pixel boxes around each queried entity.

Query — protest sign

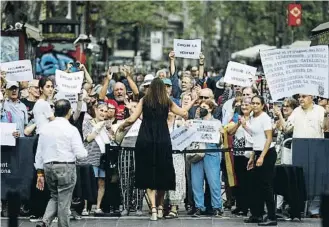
[0,123,16,146]
[121,119,142,148]
[55,92,78,110]
[55,69,84,94]
[0,60,33,81]
[224,61,257,87]
[171,126,197,151]
[125,119,141,137]
[173,39,201,59]
[189,120,222,144]
[260,46,329,100]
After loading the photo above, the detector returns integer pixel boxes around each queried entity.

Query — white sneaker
[81,209,89,216]
[53,217,58,223]
[94,209,104,214]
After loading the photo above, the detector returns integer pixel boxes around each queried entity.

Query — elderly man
[21,80,40,122]
[168,51,204,99]
[99,67,138,120]
[285,94,329,217]
[1,81,28,138]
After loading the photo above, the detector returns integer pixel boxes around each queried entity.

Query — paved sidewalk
[0,216,321,227]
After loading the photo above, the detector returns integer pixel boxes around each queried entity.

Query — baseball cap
[6,81,19,89]
[28,79,39,88]
[162,78,172,86]
[142,74,154,86]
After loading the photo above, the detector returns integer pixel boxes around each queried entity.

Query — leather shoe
[244,216,262,223]
[258,220,278,226]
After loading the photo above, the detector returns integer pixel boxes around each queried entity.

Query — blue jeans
[191,153,222,210]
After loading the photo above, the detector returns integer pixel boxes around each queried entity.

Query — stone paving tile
[0,217,321,227]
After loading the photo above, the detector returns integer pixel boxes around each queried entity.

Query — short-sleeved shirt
[249,112,272,151]
[21,98,36,122]
[78,119,102,166]
[287,104,325,138]
[32,99,53,134]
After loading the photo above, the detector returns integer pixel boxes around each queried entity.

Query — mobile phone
[111,66,119,73]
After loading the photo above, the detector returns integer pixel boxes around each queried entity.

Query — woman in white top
[244,95,277,226]
[33,77,55,134]
[226,97,253,216]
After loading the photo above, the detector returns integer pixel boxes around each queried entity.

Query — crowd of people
[1,51,329,227]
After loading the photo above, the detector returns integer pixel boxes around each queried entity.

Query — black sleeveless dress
[134,102,175,190]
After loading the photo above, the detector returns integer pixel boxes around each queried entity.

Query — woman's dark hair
[252,95,268,112]
[54,99,71,117]
[144,78,171,108]
[38,77,53,91]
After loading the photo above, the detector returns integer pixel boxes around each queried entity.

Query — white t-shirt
[33,99,53,134]
[249,112,272,151]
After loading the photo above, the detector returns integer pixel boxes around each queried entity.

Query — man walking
[34,99,87,227]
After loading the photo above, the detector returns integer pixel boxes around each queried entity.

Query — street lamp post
[76,1,85,35]
[90,4,99,36]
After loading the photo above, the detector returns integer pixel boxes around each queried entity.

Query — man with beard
[99,67,139,120]
[21,80,40,122]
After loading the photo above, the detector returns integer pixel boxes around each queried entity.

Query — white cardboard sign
[171,126,198,151]
[189,120,222,144]
[0,123,16,146]
[173,39,201,59]
[0,60,33,81]
[260,46,329,100]
[55,69,84,94]
[224,61,257,87]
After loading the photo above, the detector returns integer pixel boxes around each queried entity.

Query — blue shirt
[1,99,28,137]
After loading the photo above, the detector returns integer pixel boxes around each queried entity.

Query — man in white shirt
[35,99,87,227]
[286,94,328,217]
[286,94,327,138]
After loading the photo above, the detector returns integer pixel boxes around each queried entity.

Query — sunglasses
[199,96,209,100]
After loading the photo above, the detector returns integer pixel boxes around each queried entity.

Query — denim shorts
[92,166,105,178]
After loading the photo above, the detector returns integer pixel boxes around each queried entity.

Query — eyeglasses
[199,96,209,100]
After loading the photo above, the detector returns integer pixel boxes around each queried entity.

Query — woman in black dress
[118,78,188,221]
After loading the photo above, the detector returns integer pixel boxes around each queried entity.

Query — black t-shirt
[21,98,36,122]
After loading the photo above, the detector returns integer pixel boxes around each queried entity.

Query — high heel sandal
[150,207,157,221]
[157,206,164,219]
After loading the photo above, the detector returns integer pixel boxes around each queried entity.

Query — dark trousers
[29,171,50,217]
[233,155,249,212]
[250,147,277,220]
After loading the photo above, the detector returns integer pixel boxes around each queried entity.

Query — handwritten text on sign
[189,120,222,144]
[173,39,201,59]
[224,61,257,87]
[0,60,33,81]
[260,46,329,100]
[55,70,84,94]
